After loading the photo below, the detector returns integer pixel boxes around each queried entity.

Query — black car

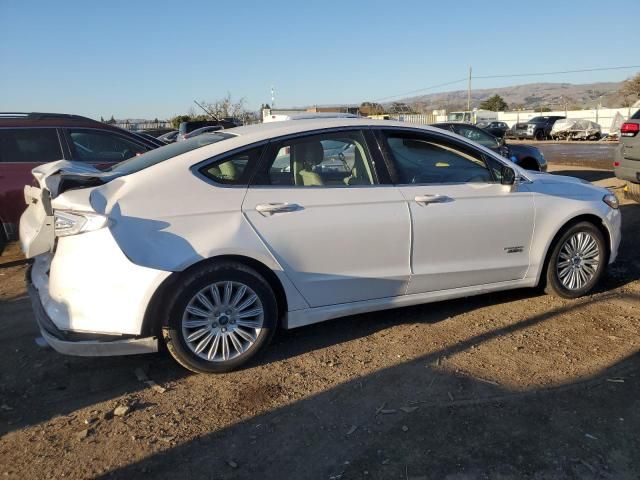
[431,122,547,171]
[511,116,565,141]
[177,118,241,141]
[477,121,509,138]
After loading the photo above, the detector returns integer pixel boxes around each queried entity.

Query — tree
[106,115,116,125]
[170,115,192,129]
[100,116,105,122]
[198,93,249,121]
[359,101,385,115]
[620,72,640,98]
[479,94,508,112]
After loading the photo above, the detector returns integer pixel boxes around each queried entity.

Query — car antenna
[193,100,219,122]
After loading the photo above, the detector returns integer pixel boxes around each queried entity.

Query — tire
[625,182,640,203]
[543,222,608,299]
[162,261,278,374]
[0,225,7,256]
[518,157,541,171]
[535,130,545,141]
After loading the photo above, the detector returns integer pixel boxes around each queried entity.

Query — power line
[475,65,640,80]
[375,65,640,103]
[374,78,467,102]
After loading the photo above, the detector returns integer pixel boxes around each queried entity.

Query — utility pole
[271,85,275,109]
[467,66,472,112]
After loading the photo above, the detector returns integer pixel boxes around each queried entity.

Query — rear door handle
[255,203,301,215]
[414,194,452,205]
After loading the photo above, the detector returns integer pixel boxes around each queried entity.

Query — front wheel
[625,182,640,203]
[544,222,607,298]
[162,262,278,373]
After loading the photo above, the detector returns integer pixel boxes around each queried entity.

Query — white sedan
[20,119,621,373]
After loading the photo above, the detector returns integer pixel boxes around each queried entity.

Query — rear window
[109,132,234,175]
[0,128,63,163]
[632,109,640,120]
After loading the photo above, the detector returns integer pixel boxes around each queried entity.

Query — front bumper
[27,263,158,356]
[513,130,535,139]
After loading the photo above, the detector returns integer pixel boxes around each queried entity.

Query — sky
[1,0,638,119]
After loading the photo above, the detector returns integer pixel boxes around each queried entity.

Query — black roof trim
[0,112,96,121]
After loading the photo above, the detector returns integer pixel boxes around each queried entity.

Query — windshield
[109,132,234,175]
[529,116,549,123]
[455,125,499,149]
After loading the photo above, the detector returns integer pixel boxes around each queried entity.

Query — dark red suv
[0,113,162,244]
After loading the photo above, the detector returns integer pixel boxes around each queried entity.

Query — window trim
[250,128,381,189]
[63,127,149,163]
[0,126,66,164]
[374,127,501,186]
[190,140,269,188]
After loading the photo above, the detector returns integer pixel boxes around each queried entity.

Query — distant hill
[402,81,625,112]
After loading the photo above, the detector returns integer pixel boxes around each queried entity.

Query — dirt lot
[1,163,639,480]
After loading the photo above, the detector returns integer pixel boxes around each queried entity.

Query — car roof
[223,118,439,144]
[0,112,108,128]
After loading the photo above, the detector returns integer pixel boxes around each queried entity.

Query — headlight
[54,210,110,237]
[603,194,619,210]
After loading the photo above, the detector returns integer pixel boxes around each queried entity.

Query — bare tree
[199,93,250,121]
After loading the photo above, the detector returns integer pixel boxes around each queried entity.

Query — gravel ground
[0,163,639,480]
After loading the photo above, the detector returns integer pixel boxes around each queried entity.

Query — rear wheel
[535,130,545,141]
[544,222,607,298]
[162,261,278,373]
[625,182,640,203]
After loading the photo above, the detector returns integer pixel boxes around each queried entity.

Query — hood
[526,171,609,197]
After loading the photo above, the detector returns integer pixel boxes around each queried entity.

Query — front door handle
[414,194,452,205]
[255,203,301,215]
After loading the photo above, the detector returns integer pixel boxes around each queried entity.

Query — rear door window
[0,128,63,163]
[66,128,147,163]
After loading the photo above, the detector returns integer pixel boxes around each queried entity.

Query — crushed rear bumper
[27,263,158,357]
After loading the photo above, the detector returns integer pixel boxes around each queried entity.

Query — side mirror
[501,165,516,185]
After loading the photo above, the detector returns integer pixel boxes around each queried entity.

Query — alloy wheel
[556,231,600,290]
[181,281,264,362]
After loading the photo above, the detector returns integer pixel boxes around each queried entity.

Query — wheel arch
[537,213,612,287]
[141,254,290,337]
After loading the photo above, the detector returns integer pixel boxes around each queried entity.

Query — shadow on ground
[551,169,616,183]
[96,295,640,479]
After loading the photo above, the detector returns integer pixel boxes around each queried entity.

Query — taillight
[54,210,109,237]
[621,122,639,137]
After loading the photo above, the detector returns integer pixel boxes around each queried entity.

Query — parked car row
[506,116,566,141]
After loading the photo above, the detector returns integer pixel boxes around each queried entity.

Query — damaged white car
[21,119,621,373]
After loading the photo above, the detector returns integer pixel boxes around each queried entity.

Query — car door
[242,129,411,308]
[0,127,66,236]
[63,128,149,167]
[377,128,535,294]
